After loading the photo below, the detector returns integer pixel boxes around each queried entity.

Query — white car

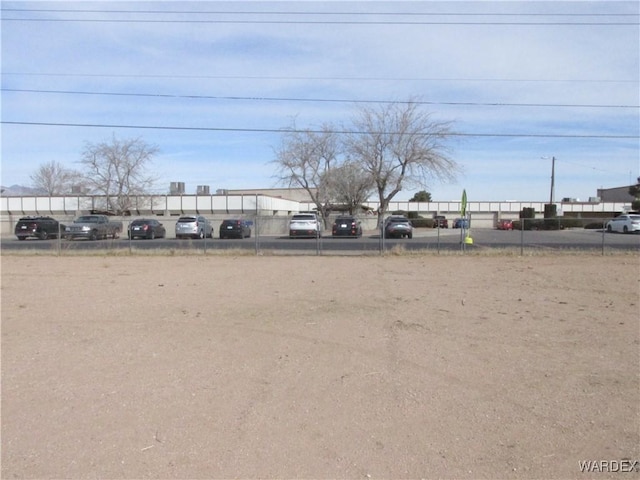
[289,213,322,238]
[605,214,640,234]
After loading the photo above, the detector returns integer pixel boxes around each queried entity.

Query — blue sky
[1,1,638,201]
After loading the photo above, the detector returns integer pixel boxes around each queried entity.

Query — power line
[3,72,636,84]
[2,8,637,26]
[3,17,636,25]
[3,121,637,139]
[3,8,636,17]
[2,88,637,109]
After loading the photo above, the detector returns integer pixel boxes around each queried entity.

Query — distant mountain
[0,185,47,196]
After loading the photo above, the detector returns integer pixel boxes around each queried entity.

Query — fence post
[254,216,259,256]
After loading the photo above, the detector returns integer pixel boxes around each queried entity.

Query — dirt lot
[1,253,639,479]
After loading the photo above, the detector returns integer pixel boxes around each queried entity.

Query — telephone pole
[549,156,556,204]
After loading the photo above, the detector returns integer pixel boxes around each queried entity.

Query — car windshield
[177,217,196,223]
[292,215,315,221]
[629,215,640,220]
[75,216,98,223]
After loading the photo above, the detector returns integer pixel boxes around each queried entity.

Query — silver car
[175,215,213,239]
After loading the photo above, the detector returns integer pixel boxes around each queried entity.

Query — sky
[1,1,639,202]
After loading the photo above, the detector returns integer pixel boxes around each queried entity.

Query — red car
[497,219,514,230]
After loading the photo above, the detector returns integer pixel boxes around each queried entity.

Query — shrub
[584,222,604,230]
[520,207,536,219]
[410,218,431,228]
[520,218,538,230]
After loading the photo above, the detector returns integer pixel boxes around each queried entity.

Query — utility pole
[549,156,556,204]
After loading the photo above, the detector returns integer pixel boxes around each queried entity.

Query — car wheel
[39,230,48,240]
[90,230,98,241]
[198,230,204,239]
[113,231,119,239]
[150,230,156,240]
[408,233,413,239]
[623,226,629,233]
[18,236,26,241]
[607,224,613,233]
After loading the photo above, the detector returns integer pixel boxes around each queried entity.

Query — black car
[14,216,63,240]
[127,218,166,239]
[219,219,252,239]
[384,215,413,239]
[332,215,362,237]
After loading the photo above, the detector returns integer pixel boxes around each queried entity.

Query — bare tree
[30,160,83,195]
[345,100,458,226]
[322,160,374,214]
[272,123,339,227]
[80,135,159,214]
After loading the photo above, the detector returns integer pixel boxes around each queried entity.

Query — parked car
[65,214,123,240]
[332,215,362,237]
[127,218,166,239]
[175,215,213,239]
[384,215,413,239]
[497,219,514,230]
[606,214,640,234]
[433,215,448,228]
[219,219,252,239]
[452,218,469,229]
[289,213,322,238]
[14,216,63,240]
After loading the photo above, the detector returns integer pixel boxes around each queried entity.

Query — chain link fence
[1,215,638,256]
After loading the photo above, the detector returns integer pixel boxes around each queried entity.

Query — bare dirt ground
[1,253,639,479]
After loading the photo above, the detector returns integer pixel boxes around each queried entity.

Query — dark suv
[332,215,362,237]
[219,219,252,239]
[433,215,448,228]
[15,216,63,240]
[384,216,413,239]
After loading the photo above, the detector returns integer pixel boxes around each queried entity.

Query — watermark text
[579,460,639,473]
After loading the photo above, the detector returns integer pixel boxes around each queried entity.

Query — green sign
[461,189,467,217]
